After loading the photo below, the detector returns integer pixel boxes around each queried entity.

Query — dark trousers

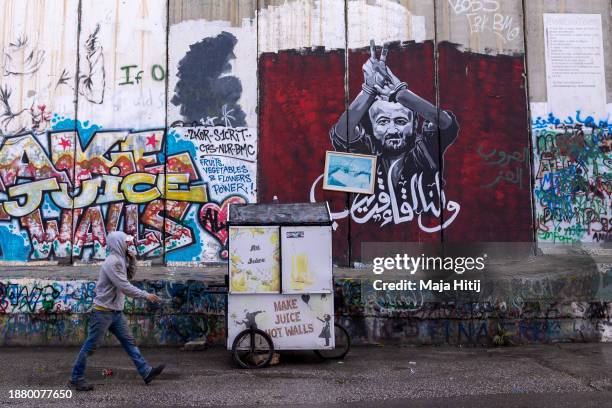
[71,310,151,382]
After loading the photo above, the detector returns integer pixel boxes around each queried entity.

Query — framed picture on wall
[323,151,376,194]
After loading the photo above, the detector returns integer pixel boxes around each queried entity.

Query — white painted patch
[347,0,427,49]
[77,0,167,129]
[411,16,427,43]
[258,0,345,52]
[0,0,79,136]
[168,19,258,128]
[257,0,429,53]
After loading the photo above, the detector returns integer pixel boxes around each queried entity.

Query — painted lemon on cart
[229,226,280,293]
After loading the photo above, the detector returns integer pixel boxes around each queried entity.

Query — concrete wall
[0,278,225,345]
[2,265,610,346]
[0,0,608,267]
[526,0,612,245]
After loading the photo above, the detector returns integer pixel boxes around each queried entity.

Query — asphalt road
[0,344,610,407]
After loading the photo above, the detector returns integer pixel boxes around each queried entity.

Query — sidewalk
[0,344,610,407]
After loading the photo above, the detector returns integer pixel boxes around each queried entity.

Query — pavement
[0,344,611,407]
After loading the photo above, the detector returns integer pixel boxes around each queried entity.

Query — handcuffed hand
[362,40,390,95]
[362,40,407,101]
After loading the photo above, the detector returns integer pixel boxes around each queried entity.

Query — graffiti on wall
[477,145,529,190]
[57,23,106,105]
[0,5,258,263]
[165,125,256,262]
[1,22,104,138]
[0,121,258,262]
[171,32,247,128]
[1,34,49,135]
[0,278,227,345]
[0,123,209,261]
[446,0,520,43]
[532,109,611,243]
[0,280,94,314]
[166,28,257,263]
[0,279,226,315]
[311,42,460,232]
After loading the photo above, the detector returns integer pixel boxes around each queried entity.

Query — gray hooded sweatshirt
[93,231,149,311]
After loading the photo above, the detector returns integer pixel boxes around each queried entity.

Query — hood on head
[107,231,129,256]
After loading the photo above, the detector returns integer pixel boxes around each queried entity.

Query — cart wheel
[232,328,274,369]
[314,323,351,360]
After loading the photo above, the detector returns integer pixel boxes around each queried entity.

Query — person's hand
[362,41,407,101]
[383,64,408,102]
[384,65,403,90]
[362,40,392,95]
[146,293,161,303]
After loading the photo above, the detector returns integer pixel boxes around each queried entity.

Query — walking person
[70,231,165,391]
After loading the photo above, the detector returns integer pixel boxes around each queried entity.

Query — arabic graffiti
[532,110,611,132]
[532,111,611,243]
[477,145,530,189]
[311,170,460,232]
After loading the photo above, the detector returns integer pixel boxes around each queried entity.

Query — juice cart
[226,202,350,368]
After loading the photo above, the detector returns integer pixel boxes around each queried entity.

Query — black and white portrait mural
[328,41,460,231]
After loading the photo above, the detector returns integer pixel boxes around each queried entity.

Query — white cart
[226,202,350,368]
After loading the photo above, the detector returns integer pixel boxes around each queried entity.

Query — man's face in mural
[369,100,414,155]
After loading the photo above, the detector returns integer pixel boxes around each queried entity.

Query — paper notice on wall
[543,14,606,119]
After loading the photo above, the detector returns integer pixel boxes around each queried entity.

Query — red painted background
[258,42,533,265]
[258,49,349,265]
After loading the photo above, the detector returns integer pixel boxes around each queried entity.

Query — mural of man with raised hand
[330,41,460,230]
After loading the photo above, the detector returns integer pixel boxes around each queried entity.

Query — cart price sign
[281,226,332,294]
[229,226,280,293]
[227,293,335,350]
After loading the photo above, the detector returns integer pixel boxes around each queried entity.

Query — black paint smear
[172,31,246,127]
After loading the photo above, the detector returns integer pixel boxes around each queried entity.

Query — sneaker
[144,364,165,385]
[69,379,94,391]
